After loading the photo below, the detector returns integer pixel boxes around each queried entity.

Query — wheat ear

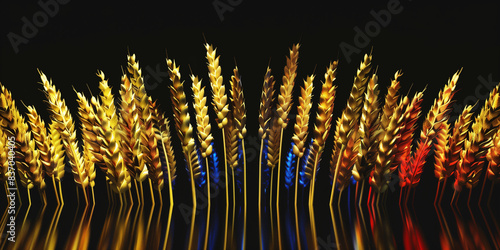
[393,91,424,173]
[448,105,473,176]
[95,72,132,193]
[353,74,381,181]
[118,73,146,182]
[380,71,402,131]
[228,66,248,246]
[26,106,51,176]
[39,71,88,203]
[167,58,200,250]
[455,83,500,190]
[191,73,213,249]
[369,102,403,192]
[330,53,372,185]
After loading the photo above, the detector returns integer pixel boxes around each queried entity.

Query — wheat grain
[433,122,450,180]
[258,68,276,140]
[192,74,214,158]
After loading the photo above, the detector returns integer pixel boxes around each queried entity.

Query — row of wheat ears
[1,43,499,247]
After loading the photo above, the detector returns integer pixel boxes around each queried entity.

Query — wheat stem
[52,176,60,206]
[231,166,236,248]
[202,157,211,250]
[258,139,264,250]
[242,138,247,250]
[187,149,198,250]
[222,129,229,250]
[269,165,275,248]
[308,152,320,250]
[294,158,302,250]
[276,128,284,250]
[330,144,345,250]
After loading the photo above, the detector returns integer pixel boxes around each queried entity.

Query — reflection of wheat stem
[257,67,275,249]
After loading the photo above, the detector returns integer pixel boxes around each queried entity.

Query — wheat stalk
[257,67,275,248]
[39,71,89,201]
[167,58,201,250]
[455,83,500,190]
[353,74,381,181]
[229,66,248,247]
[191,73,213,248]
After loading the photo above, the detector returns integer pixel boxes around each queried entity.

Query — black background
[1,0,499,249]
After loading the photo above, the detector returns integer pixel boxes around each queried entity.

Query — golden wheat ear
[39,71,89,191]
[229,67,247,139]
[205,43,229,128]
[455,82,500,190]
[192,74,213,158]
[277,43,300,129]
[330,53,372,185]
[167,59,201,183]
[353,74,381,182]
[26,106,52,177]
[259,67,276,140]
[49,121,65,182]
